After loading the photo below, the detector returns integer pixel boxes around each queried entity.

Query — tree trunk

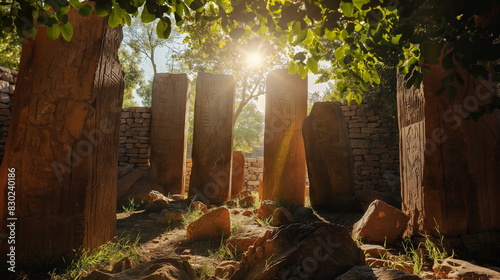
[0,9,123,266]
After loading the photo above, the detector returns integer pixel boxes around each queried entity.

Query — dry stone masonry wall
[119,107,151,171]
[341,102,400,193]
[0,67,16,163]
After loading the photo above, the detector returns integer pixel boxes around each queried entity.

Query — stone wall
[0,67,16,163]
[118,107,151,171]
[341,103,400,193]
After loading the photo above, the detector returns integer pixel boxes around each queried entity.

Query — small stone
[191,201,208,213]
[186,207,231,241]
[256,200,278,219]
[214,261,240,279]
[239,195,256,208]
[242,210,254,217]
[111,257,132,273]
[271,207,294,226]
[143,190,168,204]
[223,200,237,208]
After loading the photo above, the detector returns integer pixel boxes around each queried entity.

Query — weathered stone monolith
[302,101,355,210]
[231,151,245,198]
[398,62,500,237]
[262,69,307,206]
[150,73,189,195]
[188,72,234,204]
[0,9,123,265]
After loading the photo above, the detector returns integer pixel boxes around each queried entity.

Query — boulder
[433,258,500,280]
[186,207,231,241]
[225,225,268,254]
[83,255,196,280]
[271,207,294,226]
[145,199,169,213]
[352,200,409,244]
[256,200,278,219]
[170,194,185,201]
[230,222,364,280]
[239,195,256,208]
[336,265,421,280]
[190,201,208,213]
[144,190,169,204]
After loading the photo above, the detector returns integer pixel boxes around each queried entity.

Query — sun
[245,52,264,69]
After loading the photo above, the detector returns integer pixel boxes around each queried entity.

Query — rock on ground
[186,207,231,241]
[230,222,364,280]
[335,265,421,280]
[271,207,294,226]
[351,199,409,244]
[225,225,268,255]
[434,258,500,280]
[256,200,278,219]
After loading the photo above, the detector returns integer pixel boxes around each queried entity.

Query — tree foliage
[0,32,22,70]
[118,46,143,107]
[2,0,499,109]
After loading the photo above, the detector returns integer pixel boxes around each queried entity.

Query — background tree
[0,32,21,70]
[118,46,144,107]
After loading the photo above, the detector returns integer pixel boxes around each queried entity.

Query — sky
[137,45,329,112]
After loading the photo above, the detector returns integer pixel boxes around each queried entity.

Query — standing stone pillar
[398,62,500,237]
[262,69,307,205]
[231,151,245,198]
[188,72,235,204]
[303,102,355,210]
[150,74,189,195]
[0,9,123,265]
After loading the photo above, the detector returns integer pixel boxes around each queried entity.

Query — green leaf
[108,8,122,27]
[288,61,298,74]
[340,1,354,17]
[229,28,245,40]
[47,24,60,41]
[69,0,82,9]
[156,17,172,39]
[141,7,156,23]
[391,34,402,45]
[306,57,318,74]
[298,63,308,79]
[60,22,73,41]
[78,5,93,17]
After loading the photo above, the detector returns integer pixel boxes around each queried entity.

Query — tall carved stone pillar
[398,63,500,237]
[262,69,307,206]
[303,101,355,210]
[150,73,189,195]
[189,72,235,204]
[0,9,123,265]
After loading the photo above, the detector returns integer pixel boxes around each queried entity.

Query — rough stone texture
[239,195,255,208]
[117,169,147,203]
[0,9,123,264]
[303,101,355,210]
[262,69,307,206]
[271,207,294,226]
[188,72,234,204]
[118,107,151,171]
[359,244,391,259]
[150,73,189,195]
[230,222,364,280]
[83,255,196,280]
[0,68,15,164]
[350,190,402,212]
[433,258,500,280]
[191,201,208,213]
[352,200,409,244]
[225,225,268,254]
[231,151,245,198]
[336,265,421,280]
[341,102,400,194]
[397,63,500,237]
[215,261,240,279]
[186,207,231,241]
[256,200,278,219]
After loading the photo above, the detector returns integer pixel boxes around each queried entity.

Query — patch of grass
[196,238,240,279]
[255,216,273,227]
[120,198,139,213]
[50,235,141,279]
[181,208,204,227]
